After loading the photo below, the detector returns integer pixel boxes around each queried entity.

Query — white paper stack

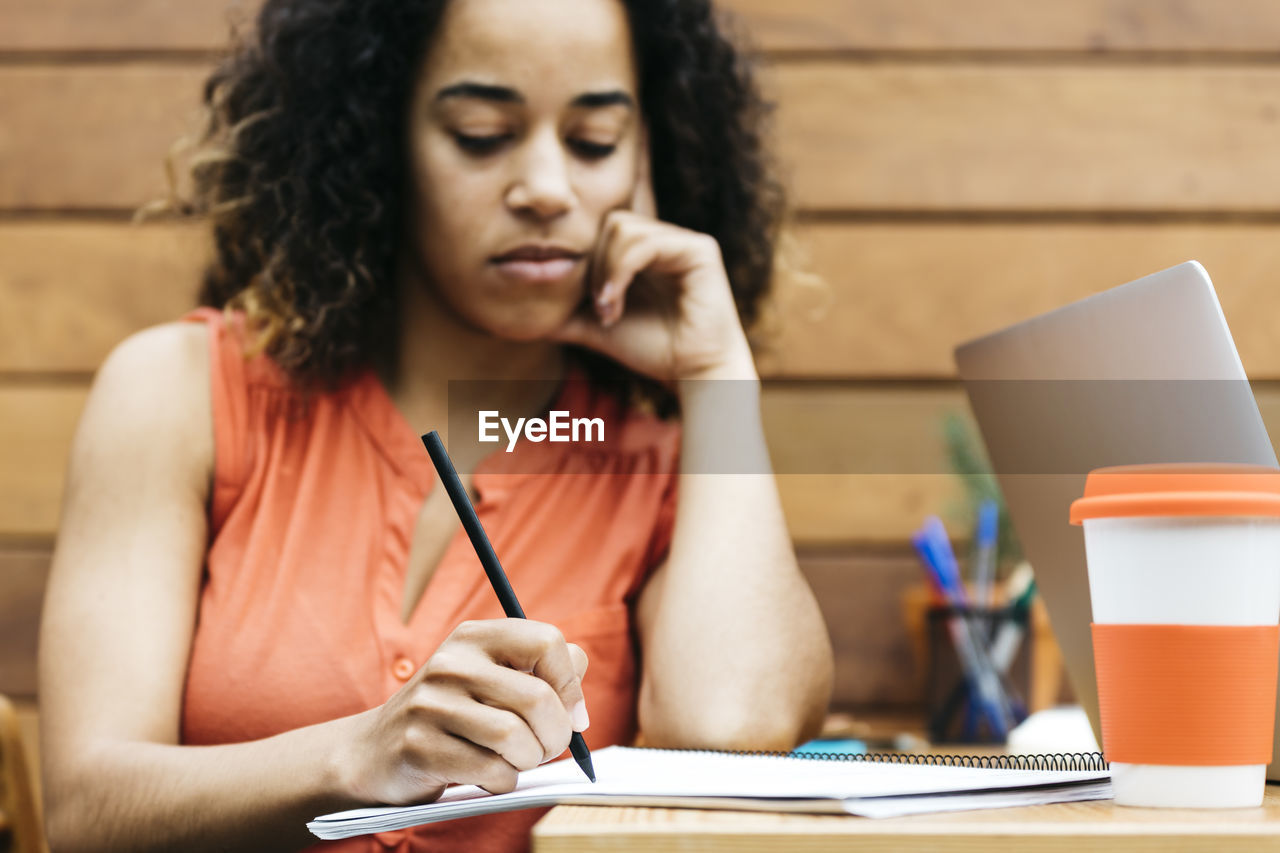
[308,746,1111,840]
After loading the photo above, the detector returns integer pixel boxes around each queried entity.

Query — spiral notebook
[307,746,1111,840]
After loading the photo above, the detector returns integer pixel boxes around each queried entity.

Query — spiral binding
[641,746,1109,772]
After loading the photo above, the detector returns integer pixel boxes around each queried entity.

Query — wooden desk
[532,786,1280,853]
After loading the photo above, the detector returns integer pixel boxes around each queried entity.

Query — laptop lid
[953,261,1280,776]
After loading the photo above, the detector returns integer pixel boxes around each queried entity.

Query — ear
[628,121,657,218]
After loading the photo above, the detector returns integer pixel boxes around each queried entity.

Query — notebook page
[846,780,1114,818]
[308,746,1110,839]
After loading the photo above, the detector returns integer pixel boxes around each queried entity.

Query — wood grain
[0,552,48,700]
[799,550,934,708]
[8,0,1280,54]
[11,64,1280,212]
[770,63,1280,212]
[0,0,253,52]
[0,387,85,539]
[12,701,40,827]
[766,221,1280,378]
[0,222,205,372]
[0,65,206,210]
[725,0,1280,53]
[533,789,1280,853]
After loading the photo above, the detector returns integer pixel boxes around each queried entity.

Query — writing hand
[337,619,589,805]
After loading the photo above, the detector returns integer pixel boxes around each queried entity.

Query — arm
[41,324,593,853]
[39,323,358,852]
[633,353,834,751]
[554,202,834,752]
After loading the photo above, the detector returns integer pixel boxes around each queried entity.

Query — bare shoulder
[40,320,217,756]
[97,320,209,389]
[78,320,213,491]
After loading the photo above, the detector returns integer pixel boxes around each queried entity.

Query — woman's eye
[570,139,617,160]
[453,133,512,155]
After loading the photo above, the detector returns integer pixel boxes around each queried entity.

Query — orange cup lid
[1069,463,1280,523]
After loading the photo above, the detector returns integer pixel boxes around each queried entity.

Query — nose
[504,126,574,221]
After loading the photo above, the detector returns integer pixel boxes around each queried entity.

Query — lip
[489,243,585,284]
[490,243,585,262]
[490,256,582,284]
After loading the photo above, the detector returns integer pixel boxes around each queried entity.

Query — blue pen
[920,518,1017,737]
[912,528,1002,738]
[973,501,999,609]
[923,517,966,602]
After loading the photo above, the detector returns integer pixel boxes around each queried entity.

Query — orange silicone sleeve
[1092,623,1280,766]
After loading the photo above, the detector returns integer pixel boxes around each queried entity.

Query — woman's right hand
[336,619,590,805]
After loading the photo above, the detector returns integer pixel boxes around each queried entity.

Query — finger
[589,214,623,310]
[470,620,590,732]
[629,121,657,218]
[590,207,653,314]
[432,732,521,795]
[387,725,516,802]
[591,213,653,323]
[433,692,548,772]
[598,236,663,327]
[465,664,576,761]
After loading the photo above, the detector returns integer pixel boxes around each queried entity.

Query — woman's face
[406,0,641,341]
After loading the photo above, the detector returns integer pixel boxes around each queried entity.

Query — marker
[918,518,1017,737]
[990,579,1037,675]
[973,500,999,609]
[913,528,1010,737]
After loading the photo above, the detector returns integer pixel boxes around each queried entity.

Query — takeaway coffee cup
[1070,464,1280,808]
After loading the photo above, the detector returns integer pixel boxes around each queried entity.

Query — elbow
[46,789,92,853]
[640,685,831,754]
[804,640,836,741]
[639,646,836,754]
[641,707,808,753]
[44,754,110,853]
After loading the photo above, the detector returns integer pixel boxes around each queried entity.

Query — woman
[38,0,833,850]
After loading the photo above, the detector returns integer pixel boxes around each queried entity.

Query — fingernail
[571,700,590,732]
[597,281,615,304]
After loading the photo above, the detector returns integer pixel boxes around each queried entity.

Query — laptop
[953,260,1280,778]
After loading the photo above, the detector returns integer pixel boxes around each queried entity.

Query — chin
[474,301,580,342]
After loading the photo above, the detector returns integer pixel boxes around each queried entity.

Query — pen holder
[924,603,1030,744]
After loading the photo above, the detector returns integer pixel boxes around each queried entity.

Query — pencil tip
[571,737,596,782]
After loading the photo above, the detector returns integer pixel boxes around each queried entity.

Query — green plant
[942,412,1023,569]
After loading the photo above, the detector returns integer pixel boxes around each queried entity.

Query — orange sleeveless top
[179,308,680,852]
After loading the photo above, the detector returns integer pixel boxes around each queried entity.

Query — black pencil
[421,430,596,783]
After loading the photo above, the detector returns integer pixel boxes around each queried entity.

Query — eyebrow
[434,81,634,110]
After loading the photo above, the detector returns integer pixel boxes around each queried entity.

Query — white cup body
[1082,516,1280,808]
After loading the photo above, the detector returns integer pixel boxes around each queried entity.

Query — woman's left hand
[552,141,757,383]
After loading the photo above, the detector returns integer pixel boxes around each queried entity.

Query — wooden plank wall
[5,1,1280,722]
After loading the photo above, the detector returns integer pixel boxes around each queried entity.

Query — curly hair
[178,0,784,393]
